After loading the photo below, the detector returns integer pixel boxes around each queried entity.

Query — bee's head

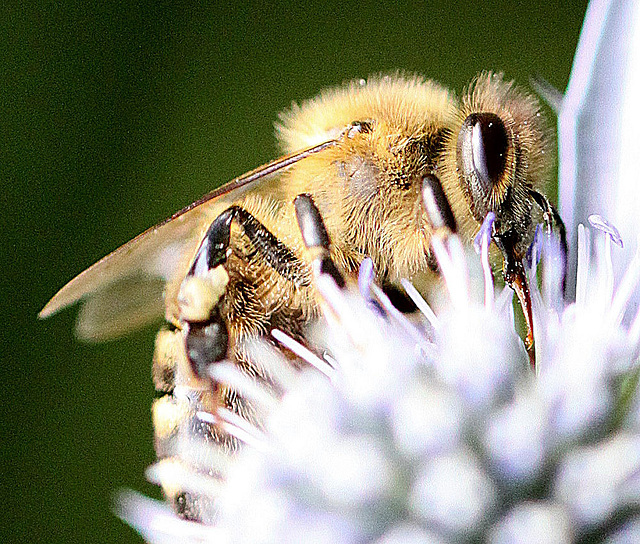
[450,73,558,364]
[454,72,552,266]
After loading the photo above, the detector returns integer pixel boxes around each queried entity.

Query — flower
[117,218,640,543]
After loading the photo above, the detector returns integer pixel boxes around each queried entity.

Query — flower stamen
[474,212,496,309]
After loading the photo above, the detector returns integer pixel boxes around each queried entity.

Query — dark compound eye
[457,112,510,220]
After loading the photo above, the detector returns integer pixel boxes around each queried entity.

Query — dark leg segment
[189,205,306,284]
[185,306,228,378]
[421,174,458,234]
[294,194,345,288]
[382,283,418,313]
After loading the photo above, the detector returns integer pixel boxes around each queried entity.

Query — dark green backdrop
[4,1,588,542]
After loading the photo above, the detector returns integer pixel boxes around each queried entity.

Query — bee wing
[75,275,167,341]
[39,141,338,340]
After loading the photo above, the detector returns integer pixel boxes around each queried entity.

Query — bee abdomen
[151,325,240,523]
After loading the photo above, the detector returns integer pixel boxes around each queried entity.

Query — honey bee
[40,72,565,521]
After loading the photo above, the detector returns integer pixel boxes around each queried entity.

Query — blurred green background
[4,1,587,542]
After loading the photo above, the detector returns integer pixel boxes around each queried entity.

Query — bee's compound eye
[458,112,509,195]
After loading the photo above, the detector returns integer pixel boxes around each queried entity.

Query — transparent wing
[39,140,339,339]
[75,275,166,341]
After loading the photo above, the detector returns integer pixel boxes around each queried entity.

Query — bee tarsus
[529,189,568,260]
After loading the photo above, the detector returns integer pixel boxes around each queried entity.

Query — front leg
[294,194,345,288]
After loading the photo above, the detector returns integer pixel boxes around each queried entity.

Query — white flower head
[118,213,640,544]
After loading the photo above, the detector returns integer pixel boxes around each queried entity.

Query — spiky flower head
[118,214,640,544]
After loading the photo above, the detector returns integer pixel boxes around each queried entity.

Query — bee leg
[293,194,345,288]
[529,190,567,247]
[381,283,418,313]
[191,205,307,284]
[183,205,314,378]
[419,173,456,272]
[179,209,237,379]
[421,173,458,235]
[189,208,236,275]
[184,307,228,379]
[178,267,230,379]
